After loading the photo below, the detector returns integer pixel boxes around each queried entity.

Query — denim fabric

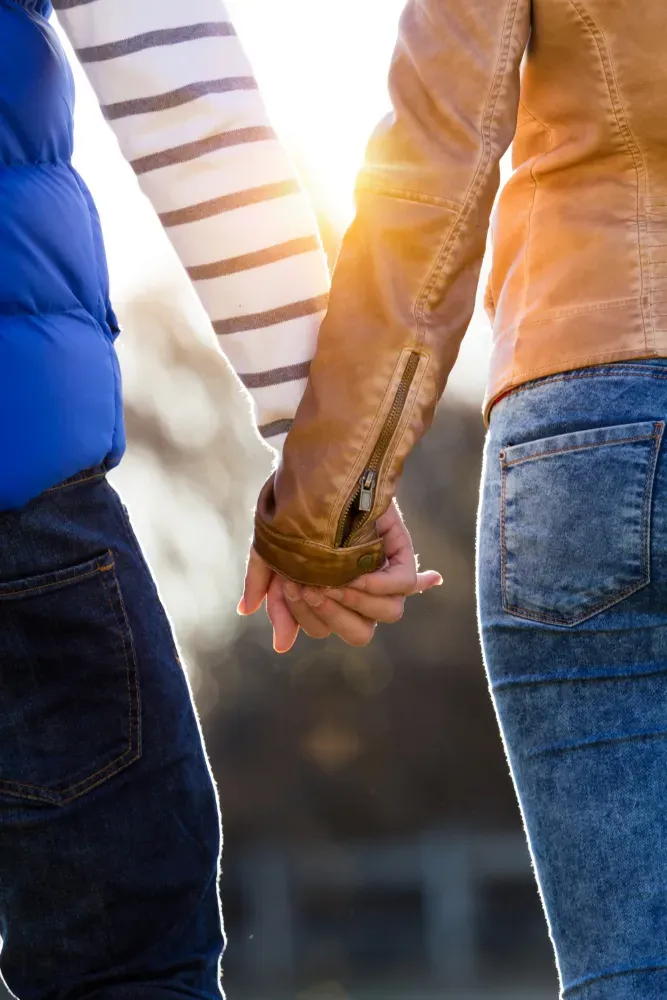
[478,361,667,998]
[0,468,224,998]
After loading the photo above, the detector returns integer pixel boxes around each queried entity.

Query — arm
[253,0,531,587]
[53,0,330,451]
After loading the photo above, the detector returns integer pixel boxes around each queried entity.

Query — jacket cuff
[253,478,386,588]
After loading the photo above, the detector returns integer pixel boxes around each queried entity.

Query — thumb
[239,547,273,615]
[413,570,443,595]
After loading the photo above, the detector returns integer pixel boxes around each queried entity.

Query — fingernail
[435,576,444,586]
[325,589,343,602]
[303,589,324,608]
[237,597,247,615]
[283,582,301,602]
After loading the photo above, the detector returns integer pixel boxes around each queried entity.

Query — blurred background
[51,2,559,998]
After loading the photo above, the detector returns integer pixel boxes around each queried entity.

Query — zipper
[336,351,421,548]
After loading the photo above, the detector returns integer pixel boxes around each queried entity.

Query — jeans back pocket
[0,550,141,805]
[501,421,664,626]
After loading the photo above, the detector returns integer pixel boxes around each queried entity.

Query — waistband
[44,464,108,494]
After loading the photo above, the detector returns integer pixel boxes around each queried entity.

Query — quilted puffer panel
[0,0,124,508]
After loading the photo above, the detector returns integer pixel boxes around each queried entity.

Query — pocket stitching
[0,559,110,601]
[500,422,664,626]
[503,431,656,468]
[0,555,142,805]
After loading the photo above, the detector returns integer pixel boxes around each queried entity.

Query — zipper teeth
[336,352,421,548]
[365,353,420,477]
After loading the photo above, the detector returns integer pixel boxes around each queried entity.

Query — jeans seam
[563,959,667,995]
[503,432,655,468]
[0,554,142,805]
[502,367,667,403]
[526,724,667,759]
[108,485,184,671]
[44,471,106,494]
[0,561,109,601]
[500,423,664,625]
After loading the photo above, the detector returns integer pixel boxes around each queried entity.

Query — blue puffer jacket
[0,0,124,509]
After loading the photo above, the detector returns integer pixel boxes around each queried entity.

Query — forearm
[53,0,330,449]
[254,0,531,585]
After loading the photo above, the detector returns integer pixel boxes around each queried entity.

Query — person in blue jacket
[0,0,429,993]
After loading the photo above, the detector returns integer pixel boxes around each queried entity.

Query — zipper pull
[358,470,377,513]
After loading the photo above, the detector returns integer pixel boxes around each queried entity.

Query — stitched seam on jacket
[514,101,555,374]
[0,305,102,319]
[567,0,651,351]
[517,101,554,138]
[259,515,382,555]
[356,180,462,212]
[521,129,553,380]
[364,355,431,538]
[414,0,524,344]
[502,344,656,380]
[325,351,421,541]
[497,295,637,332]
[0,160,72,170]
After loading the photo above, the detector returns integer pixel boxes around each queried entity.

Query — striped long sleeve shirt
[52,0,330,450]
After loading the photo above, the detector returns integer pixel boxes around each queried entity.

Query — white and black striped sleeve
[53,0,330,449]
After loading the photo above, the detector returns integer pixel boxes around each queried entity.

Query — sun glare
[59,0,493,399]
[227,0,405,227]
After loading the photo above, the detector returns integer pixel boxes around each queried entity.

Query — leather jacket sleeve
[254,0,531,588]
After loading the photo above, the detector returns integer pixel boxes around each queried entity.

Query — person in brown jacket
[243,0,667,992]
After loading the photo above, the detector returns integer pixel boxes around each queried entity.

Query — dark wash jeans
[0,467,224,998]
[478,361,667,999]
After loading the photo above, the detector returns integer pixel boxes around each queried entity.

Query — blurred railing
[224,829,555,996]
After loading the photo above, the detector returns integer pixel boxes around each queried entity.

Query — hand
[289,499,441,635]
[239,500,441,653]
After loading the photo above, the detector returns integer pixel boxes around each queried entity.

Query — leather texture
[255,0,667,587]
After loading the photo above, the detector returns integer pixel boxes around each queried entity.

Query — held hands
[239,500,442,652]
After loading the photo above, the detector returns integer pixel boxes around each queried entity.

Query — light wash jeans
[478,361,667,999]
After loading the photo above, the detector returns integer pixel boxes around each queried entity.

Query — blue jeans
[478,361,667,998]
[0,467,224,998]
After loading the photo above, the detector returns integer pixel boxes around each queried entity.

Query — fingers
[415,570,443,594]
[344,498,442,598]
[281,583,332,642]
[308,587,405,624]
[346,562,418,597]
[345,499,419,596]
[298,595,377,647]
[239,547,273,616]
[266,576,299,654]
[376,501,413,563]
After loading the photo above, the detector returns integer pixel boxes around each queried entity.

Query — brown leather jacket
[254,0,667,587]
